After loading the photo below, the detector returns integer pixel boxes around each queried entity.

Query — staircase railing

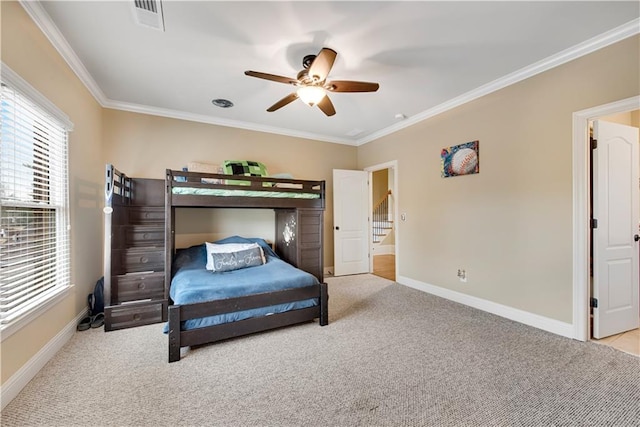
[372,190,393,244]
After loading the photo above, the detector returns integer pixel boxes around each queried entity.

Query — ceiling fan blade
[327,80,379,93]
[308,48,337,82]
[245,71,298,85]
[317,95,336,117]
[266,93,299,112]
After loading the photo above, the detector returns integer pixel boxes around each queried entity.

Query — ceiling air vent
[132,0,165,31]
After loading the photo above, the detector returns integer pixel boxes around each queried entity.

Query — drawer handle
[140,256,148,263]
[144,212,150,218]
[143,233,149,239]
[133,313,141,321]
[138,283,146,290]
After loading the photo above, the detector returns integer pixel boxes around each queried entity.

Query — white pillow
[188,162,224,184]
[188,162,222,174]
[204,242,266,271]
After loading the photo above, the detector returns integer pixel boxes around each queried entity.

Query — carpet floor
[2,274,639,426]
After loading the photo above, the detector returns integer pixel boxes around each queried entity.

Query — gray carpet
[2,274,639,427]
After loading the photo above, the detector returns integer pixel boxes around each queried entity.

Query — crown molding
[20,1,638,147]
[104,99,357,146]
[19,0,356,145]
[19,0,109,105]
[356,17,640,146]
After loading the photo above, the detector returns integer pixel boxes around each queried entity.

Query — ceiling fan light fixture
[297,86,326,107]
[245,47,378,116]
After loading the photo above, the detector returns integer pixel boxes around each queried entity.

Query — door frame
[364,160,399,275]
[572,95,640,341]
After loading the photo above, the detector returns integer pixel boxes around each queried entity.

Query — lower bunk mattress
[168,236,319,331]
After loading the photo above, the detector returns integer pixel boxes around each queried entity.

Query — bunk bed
[165,169,328,362]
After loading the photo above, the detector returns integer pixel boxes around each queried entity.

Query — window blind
[0,82,70,325]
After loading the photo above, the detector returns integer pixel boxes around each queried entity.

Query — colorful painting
[441,140,479,178]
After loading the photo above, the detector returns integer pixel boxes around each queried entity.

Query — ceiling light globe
[297,86,326,106]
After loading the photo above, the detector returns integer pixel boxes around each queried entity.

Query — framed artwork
[441,140,479,178]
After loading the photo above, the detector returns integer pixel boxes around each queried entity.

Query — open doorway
[366,161,398,281]
[572,96,639,349]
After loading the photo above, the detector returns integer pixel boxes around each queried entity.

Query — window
[0,66,72,328]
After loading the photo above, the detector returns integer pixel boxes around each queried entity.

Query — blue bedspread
[168,236,319,331]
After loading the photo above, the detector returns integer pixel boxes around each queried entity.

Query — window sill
[0,285,74,342]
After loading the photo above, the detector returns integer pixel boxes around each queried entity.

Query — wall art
[441,140,479,178]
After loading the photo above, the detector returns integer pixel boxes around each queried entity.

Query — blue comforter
[168,236,319,331]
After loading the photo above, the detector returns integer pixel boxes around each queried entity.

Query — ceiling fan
[244,48,379,117]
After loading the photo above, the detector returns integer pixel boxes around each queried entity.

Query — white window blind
[0,81,70,326]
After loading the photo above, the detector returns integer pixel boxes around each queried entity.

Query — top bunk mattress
[171,186,320,199]
[166,169,325,206]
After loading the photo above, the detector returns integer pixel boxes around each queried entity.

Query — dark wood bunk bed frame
[165,169,329,362]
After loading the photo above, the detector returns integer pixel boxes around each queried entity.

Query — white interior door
[592,120,640,339]
[333,169,369,276]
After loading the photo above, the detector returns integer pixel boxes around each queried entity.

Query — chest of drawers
[104,176,168,331]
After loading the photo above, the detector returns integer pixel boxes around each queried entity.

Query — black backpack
[88,277,104,316]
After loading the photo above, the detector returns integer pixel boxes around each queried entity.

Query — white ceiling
[25,1,640,145]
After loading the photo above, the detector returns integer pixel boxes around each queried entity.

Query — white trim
[20,0,639,146]
[571,96,640,342]
[1,63,74,131]
[364,160,398,172]
[20,0,353,146]
[19,0,108,107]
[103,103,353,146]
[0,307,86,410]
[356,18,640,146]
[398,275,575,339]
[0,285,73,342]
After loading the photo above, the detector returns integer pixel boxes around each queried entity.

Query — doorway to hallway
[367,161,398,282]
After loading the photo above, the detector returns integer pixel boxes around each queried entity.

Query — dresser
[104,173,168,331]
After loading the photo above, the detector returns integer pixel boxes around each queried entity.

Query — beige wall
[102,109,358,262]
[1,1,104,384]
[358,35,640,324]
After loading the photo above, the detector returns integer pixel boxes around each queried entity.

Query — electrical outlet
[457,269,467,282]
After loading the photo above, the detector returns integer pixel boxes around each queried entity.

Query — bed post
[103,164,114,322]
[319,282,329,326]
[168,305,181,362]
[166,170,181,362]
[165,170,173,301]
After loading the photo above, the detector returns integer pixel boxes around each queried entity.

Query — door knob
[335,226,340,230]
[635,234,639,242]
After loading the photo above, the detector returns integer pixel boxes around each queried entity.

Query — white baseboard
[1,309,87,410]
[372,245,395,255]
[397,275,575,339]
